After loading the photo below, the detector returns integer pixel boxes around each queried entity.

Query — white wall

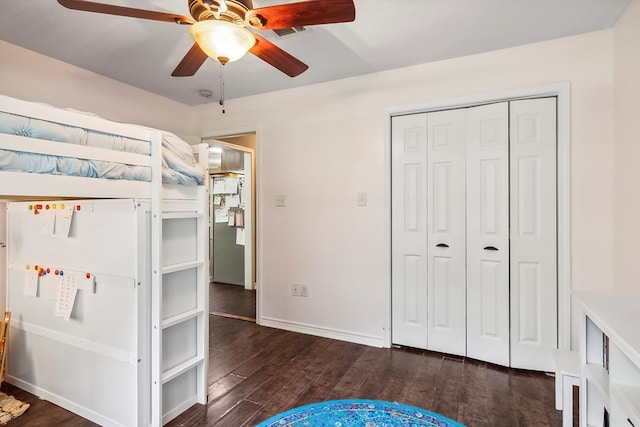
[1,21,628,346]
[0,40,196,142]
[193,30,617,344]
[613,0,640,292]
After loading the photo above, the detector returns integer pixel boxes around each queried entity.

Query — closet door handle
[436,243,449,248]
[483,246,499,251]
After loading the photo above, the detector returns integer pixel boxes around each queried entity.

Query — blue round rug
[256,399,465,427]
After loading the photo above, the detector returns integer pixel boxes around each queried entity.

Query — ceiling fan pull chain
[219,63,226,114]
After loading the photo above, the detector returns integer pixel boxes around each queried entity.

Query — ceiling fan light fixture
[190,20,255,64]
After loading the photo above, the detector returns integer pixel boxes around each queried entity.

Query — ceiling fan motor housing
[189,0,251,23]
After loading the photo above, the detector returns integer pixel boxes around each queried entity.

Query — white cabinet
[574,292,640,427]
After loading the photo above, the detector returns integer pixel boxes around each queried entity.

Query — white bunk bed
[0,94,209,427]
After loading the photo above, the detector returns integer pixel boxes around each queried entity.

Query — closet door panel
[509,98,557,371]
[479,260,505,335]
[426,109,467,356]
[391,114,429,349]
[466,102,510,366]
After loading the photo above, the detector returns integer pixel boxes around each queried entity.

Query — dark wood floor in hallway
[210,281,256,321]
[0,315,566,427]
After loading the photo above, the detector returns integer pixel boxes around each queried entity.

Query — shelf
[162,308,204,329]
[552,348,581,377]
[575,292,640,369]
[612,384,640,422]
[575,292,640,427]
[585,363,611,410]
[162,212,204,220]
[162,260,205,275]
[162,356,204,384]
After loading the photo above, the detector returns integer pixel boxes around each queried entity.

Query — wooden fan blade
[172,43,209,77]
[246,0,355,30]
[57,0,194,25]
[249,34,308,77]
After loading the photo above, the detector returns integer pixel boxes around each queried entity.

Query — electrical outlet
[300,284,308,297]
[291,283,299,296]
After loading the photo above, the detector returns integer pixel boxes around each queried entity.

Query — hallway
[210,282,256,322]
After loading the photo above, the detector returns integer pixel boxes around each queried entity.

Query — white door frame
[201,126,261,321]
[384,82,571,351]
[0,201,6,313]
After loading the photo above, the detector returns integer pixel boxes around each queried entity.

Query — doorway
[205,134,257,322]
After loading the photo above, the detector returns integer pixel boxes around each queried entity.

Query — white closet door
[391,113,429,348]
[465,102,510,366]
[509,98,557,371]
[426,109,467,356]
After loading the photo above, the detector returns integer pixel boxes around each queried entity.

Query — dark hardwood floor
[0,286,569,426]
[0,382,99,426]
[166,316,564,426]
[210,282,256,321]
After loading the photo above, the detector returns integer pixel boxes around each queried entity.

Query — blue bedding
[0,109,205,185]
[0,148,152,181]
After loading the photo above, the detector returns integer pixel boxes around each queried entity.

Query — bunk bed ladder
[151,140,210,426]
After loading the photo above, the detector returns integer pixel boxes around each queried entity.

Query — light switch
[357,192,367,207]
[275,194,286,207]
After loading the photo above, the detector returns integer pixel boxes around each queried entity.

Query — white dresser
[574,291,640,427]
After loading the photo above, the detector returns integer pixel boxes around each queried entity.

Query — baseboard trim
[6,376,124,427]
[210,311,256,323]
[258,316,384,348]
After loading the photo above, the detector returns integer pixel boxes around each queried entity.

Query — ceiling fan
[57,0,356,78]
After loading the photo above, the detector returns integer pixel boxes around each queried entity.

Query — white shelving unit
[151,193,209,425]
[574,291,640,427]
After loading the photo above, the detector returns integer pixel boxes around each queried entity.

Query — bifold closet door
[465,102,510,367]
[391,113,429,349]
[391,110,467,354]
[426,109,467,356]
[509,98,557,371]
[392,98,558,371]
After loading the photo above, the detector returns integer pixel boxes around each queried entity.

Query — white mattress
[0,107,205,185]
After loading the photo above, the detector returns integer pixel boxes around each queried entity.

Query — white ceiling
[0,0,631,106]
